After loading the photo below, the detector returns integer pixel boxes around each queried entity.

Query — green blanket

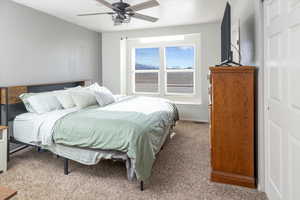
[53,96,178,181]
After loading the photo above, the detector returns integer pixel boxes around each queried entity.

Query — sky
[135,46,195,70]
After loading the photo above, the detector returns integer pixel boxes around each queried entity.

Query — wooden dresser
[209,66,256,188]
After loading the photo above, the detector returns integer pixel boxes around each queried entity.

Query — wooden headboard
[0,81,87,126]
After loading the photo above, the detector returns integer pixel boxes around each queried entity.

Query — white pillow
[70,91,97,108]
[87,83,101,91]
[93,90,116,106]
[65,86,82,91]
[20,93,38,112]
[56,92,75,109]
[88,83,116,106]
[27,93,62,114]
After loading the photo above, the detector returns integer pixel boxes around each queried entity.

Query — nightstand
[0,126,7,173]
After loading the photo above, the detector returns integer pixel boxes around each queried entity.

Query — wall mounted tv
[220,2,240,66]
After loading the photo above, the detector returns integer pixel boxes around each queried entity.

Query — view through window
[134,46,195,95]
[135,48,160,93]
[165,46,195,94]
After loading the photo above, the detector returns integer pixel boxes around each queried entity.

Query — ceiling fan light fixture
[112,13,131,25]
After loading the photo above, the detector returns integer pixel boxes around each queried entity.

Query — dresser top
[210,66,256,73]
[0,126,8,131]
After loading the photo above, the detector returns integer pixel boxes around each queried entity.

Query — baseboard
[211,170,256,188]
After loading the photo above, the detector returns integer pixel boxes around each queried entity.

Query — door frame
[255,0,266,192]
[263,0,269,195]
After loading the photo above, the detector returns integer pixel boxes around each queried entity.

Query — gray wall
[231,0,265,191]
[0,0,101,86]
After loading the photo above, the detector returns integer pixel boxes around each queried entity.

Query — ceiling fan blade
[131,13,159,22]
[96,0,120,11]
[77,12,114,16]
[126,0,159,11]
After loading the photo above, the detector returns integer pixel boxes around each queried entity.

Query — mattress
[14,112,45,145]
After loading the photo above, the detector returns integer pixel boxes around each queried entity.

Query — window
[165,46,195,94]
[127,34,201,100]
[134,48,160,93]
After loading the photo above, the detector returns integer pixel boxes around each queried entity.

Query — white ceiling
[12,0,227,32]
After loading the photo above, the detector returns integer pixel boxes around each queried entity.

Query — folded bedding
[52,96,179,181]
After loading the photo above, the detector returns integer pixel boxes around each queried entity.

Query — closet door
[264,0,300,199]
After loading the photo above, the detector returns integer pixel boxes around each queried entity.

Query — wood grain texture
[8,87,27,104]
[0,89,6,105]
[0,86,28,104]
[0,126,8,131]
[209,66,256,188]
[211,171,256,188]
[0,186,17,200]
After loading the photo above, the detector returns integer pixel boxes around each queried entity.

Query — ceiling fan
[78,0,160,26]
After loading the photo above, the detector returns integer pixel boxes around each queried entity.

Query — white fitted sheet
[13,109,77,145]
[14,112,45,144]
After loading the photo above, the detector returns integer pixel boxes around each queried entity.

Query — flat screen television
[220,2,240,66]
[221,2,231,64]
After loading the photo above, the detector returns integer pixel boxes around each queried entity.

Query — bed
[0,81,178,190]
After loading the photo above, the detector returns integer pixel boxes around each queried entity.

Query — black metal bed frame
[0,81,145,191]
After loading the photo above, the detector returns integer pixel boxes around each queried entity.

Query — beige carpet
[0,121,267,200]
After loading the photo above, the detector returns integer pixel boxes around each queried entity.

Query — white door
[264,0,300,200]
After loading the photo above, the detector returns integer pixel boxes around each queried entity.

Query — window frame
[126,34,202,102]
